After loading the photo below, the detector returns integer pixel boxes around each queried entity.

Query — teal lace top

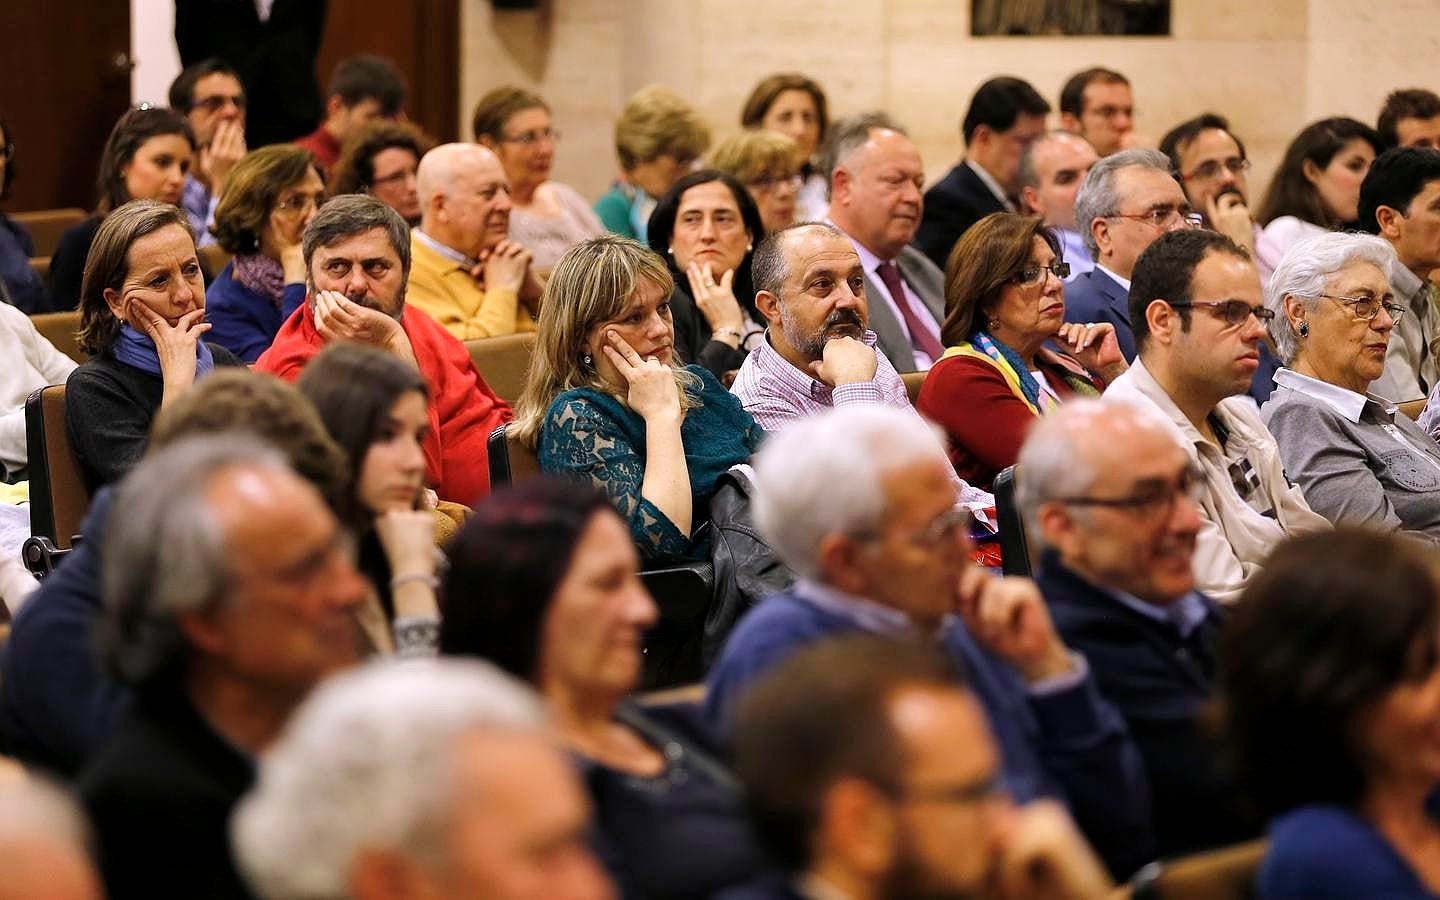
[538,365,762,563]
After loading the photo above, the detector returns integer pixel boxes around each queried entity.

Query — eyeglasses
[881,773,1008,808]
[856,506,974,550]
[191,94,247,114]
[747,173,803,192]
[275,192,326,215]
[1107,206,1203,230]
[1167,299,1275,327]
[371,166,417,188]
[1012,261,1071,286]
[1182,157,1251,183]
[1056,464,1204,523]
[499,127,560,147]
[1311,293,1408,322]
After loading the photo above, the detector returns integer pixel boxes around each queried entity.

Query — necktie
[876,261,944,362]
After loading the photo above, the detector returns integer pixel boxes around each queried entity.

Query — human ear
[755,289,783,326]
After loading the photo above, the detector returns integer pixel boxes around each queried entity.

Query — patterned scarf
[970,330,1100,411]
[233,253,287,307]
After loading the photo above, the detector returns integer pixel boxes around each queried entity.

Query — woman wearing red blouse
[917,213,1128,488]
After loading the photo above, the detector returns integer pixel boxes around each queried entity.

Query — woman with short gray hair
[1261,231,1440,541]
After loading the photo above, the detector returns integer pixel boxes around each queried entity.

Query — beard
[781,305,867,360]
[877,835,991,900]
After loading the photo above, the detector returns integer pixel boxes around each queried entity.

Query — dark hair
[1377,88,1440,150]
[751,221,846,297]
[438,478,617,680]
[1356,146,1440,235]
[96,106,196,215]
[733,635,965,872]
[0,114,15,199]
[962,76,1050,145]
[302,194,412,283]
[328,120,433,197]
[327,55,406,116]
[150,368,349,508]
[212,145,323,254]
[1257,117,1383,229]
[295,343,428,527]
[1059,68,1130,118]
[647,169,765,316]
[1158,112,1248,176]
[78,200,194,355]
[471,85,550,143]
[1129,229,1249,354]
[941,212,1059,346]
[1219,528,1440,819]
[739,73,830,147]
[167,57,242,111]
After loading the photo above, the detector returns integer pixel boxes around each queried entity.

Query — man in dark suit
[1066,148,1194,361]
[77,435,368,900]
[1017,400,1255,859]
[722,636,1114,900]
[914,77,1050,271]
[823,113,947,373]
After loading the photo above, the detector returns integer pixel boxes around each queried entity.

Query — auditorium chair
[466,332,536,405]
[28,311,85,364]
[12,208,86,258]
[901,370,925,404]
[197,244,233,283]
[22,385,89,579]
[28,256,50,280]
[487,422,715,689]
[992,465,1032,577]
[1126,839,1267,900]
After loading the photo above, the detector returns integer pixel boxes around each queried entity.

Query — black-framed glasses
[1107,206,1203,230]
[499,127,560,146]
[1182,157,1251,183]
[1012,261,1071,286]
[855,506,974,549]
[1167,299,1275,327]
[1311,293,1408,322]
[191,94,247,114]
[1056,464,1204,522]
[880,773,1008,808]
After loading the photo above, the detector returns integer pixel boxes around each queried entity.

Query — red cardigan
[916,347,1101,489]
[256,302,513,505]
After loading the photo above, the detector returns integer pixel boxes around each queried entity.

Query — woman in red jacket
[917,213,1127,488]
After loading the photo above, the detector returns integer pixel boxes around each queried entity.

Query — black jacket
[914,161,1008,271]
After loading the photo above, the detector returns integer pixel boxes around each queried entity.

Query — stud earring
[1297,322,1309,338]
[746,242,753,252]
[583,353,593,366]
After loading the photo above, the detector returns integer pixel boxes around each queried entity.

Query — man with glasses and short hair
[1103,229,1328,604]
[1058,68,1144,158]
[706,404,1153,878]
[169,59,248,246]
[407,142,542,340]
[1065,149,1199,362]
[1160,114,1261,262]
[1018,400,1255,860]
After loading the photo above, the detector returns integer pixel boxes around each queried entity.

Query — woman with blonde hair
[709,130,805,235]
[513,235,760,565]
[593,86,711,243]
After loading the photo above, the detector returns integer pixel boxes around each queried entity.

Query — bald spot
[417,143,504,209]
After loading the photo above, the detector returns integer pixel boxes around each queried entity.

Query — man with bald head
[1018,400,1251,858]
[823,113,945,373]
[408,142,543,340]
[1019,130,1100,281]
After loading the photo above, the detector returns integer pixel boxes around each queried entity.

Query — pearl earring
[746,242,753,252]
[1297,322,1309,338]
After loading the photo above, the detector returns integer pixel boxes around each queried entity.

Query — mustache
[821,308,865,335]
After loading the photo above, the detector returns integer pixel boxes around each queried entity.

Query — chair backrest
[992,465,1032,577]
[486,423,540,490]
[1135,839,1267,900]
[198,244,233,283]
[12,208,87,258]
[466,333,536,406]
[901,371,925,404]
[25,385,91,549]
[28,256,50,280]
[29,311,86,364]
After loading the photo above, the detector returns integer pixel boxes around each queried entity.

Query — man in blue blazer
[1017,400,1256,859]
[914,77,1050,272]
[1065,148,1194,363]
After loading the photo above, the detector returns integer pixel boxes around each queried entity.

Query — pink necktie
[876,261,945,361]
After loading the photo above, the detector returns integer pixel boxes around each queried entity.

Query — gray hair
[818,112,908,200]
[233,659,547,900]
[1073,148,1174,260]
[1264,231,1399,364]
[303,193,412,280]
[101,434,289,688]
[751,221,845,297]
[752,406,950,579]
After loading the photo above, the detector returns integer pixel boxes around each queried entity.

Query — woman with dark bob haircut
[1220,528,1440,897]
[206,144,324,361]
[66,200,241,493]
[440,478,766,899]
[47,106,196,312]
[916,212,1124,487]
[647,169,767,378]
[297,343,445,657]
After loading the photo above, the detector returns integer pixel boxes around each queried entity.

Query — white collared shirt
[965,158,1017,212]
[413,228,478,269]
[1274,367,1440,472]
[1094,263,1132,292]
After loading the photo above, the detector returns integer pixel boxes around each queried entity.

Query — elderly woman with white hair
[1261,231,1440,540]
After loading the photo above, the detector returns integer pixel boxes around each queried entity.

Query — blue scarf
[112,323,215,379]
[972,330,1043,410]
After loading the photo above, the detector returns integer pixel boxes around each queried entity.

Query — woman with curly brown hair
[328,119,432,226]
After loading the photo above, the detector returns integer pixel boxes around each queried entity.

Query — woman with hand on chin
[66,200,242,493]
[513,235,761,566]
[918,212,1125,489]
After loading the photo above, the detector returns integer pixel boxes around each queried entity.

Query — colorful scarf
[968,330,1100,412]
[233,253,287,307]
